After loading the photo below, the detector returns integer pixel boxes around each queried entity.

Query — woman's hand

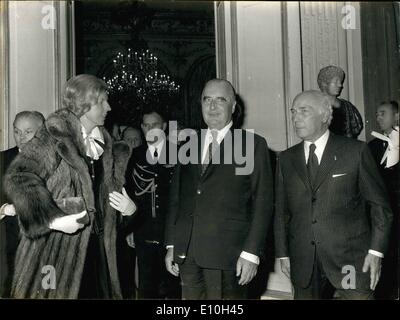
[49,210,87,234]
[109,187,137,216]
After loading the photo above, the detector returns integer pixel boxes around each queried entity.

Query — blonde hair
[62,74,108,117]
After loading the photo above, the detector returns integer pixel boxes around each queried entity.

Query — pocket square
[332,173,347,178]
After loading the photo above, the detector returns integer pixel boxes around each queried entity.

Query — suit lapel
[197,129,207,178]
[200,136,225,181]
[313,134,340,191]
[290,142,311,190]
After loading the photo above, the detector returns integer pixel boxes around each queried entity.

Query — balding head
[291,90,332,142]
[202,79,236,101]
[13,111,45,148]
[293,90,331,112]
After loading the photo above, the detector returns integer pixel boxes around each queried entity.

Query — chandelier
[104,48,180,105]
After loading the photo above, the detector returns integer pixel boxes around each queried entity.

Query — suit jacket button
[312,219,317,224]
[312,197,317,203]
[311,240,315,245]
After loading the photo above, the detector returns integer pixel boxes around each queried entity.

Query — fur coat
[4,109,130,299]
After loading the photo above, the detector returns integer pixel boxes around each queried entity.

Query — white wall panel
[7,1,70,148]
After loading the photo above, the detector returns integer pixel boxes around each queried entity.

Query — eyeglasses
[202,96,229,106]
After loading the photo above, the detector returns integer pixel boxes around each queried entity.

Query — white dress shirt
[201,121,233,163]
[148,139,165,160]
[280,129,383,259]
[303,129,330,165]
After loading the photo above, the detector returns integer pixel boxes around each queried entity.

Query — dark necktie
[307,143,318,187]
[381,139,388,167]
[153,147,158,159]
[202,130,219,174]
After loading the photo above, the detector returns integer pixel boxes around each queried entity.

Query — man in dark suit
[274,90,393,299]
[165,79,274,299]
[368,101,399,300]
[124,108,180,299]
[0,111,45,297]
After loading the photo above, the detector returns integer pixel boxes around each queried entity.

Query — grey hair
[201,78,236,102]
[13,110,45,127]
[294,90,333,125]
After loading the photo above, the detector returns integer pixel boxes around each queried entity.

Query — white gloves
[49,210,87,234]
[109,187,137,216]
[0,203,16,220]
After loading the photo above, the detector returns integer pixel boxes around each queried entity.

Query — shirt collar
[206,121,233,144]
[148,139,165,154]
[304,130,330,164]
[388,126,399,137]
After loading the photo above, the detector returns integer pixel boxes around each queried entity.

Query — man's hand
[49,210,87,234]
[165,247,180,277]
[280,258,291,279]
[236,257,258,286]
[362,253,382,290]
[109,187,137,216]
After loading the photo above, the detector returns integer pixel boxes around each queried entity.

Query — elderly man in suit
[164,79,274,299]
[274,90,393,300]
[0,111,45,297]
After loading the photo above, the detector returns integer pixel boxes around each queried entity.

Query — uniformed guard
[124,107,181,299]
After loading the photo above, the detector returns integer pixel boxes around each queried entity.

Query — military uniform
[368,127,399,300]
[125,141,180,299]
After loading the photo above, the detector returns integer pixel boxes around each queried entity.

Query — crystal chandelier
[104,48,180,105]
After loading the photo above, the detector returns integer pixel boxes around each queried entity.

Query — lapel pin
[334,155,337,161]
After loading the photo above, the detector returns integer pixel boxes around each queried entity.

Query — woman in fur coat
[4,74,136,299]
